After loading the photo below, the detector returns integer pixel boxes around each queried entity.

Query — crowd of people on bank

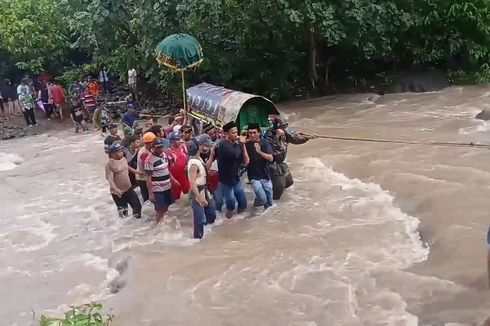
[104,113,316,239]
[0,67,137,131]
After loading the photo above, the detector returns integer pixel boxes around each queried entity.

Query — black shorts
[154,190,173,212]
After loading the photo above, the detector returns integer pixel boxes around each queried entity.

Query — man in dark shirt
[69,98,88,133]
[245,123,274,209]
[217,121,250,218]
[104,123,122,154]
[122,103,139,128]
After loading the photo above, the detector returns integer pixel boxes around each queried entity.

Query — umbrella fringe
[156,53,203,72]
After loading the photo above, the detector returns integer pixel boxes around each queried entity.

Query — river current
[1,86,490,325]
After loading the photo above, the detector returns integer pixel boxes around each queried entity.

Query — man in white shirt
[128,67,137,99]
[188,134,217,239]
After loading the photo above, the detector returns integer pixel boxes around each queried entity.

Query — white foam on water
[0,266,33,277]
[177,157,433,325]
[459,119,490,135]
[0,152,23,171]
[0,218,57,252]
[59,253,119,285]
[302,157,429,264]
[286,158,430,323]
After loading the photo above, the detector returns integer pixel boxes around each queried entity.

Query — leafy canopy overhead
[1,0,490,97]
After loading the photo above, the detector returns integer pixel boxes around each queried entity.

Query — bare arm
[205,146,217,170]
[146,175,154,201]
[128,166,140,175]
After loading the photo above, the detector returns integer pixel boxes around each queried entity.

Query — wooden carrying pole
[181,70,187,112]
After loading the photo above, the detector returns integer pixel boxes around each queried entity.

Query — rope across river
[304,134,490,149]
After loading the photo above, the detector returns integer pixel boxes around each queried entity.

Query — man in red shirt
[166,131,190,201]
[50,82,66,120]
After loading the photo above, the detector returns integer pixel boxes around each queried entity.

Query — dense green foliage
[1,0,490,99]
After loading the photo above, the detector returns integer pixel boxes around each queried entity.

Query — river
[1,86,490,325]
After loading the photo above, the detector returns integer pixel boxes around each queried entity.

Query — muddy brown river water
[1,86,490,325]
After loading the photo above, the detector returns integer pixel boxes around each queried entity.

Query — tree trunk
[305,24,318,89]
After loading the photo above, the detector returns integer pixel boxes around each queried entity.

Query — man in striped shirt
[83,87,97,119]
[145,137,177,223]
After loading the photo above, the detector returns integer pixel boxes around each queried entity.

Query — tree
[0,0,69,73]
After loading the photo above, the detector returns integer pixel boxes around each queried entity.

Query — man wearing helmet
[265,114,315,200]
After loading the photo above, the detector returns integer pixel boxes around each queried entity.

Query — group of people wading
[105,113,315,239]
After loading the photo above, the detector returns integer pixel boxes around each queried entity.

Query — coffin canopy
[187,82,280,131]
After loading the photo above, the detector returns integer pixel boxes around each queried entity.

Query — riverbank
[0,112,74,140]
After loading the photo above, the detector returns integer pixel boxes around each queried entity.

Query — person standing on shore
[105,143,142,219]
[188,134,217,239]
[18,79,37,127]
[128,67,137,99]
[1,79,21,118]
[145,138,176,224]
[50,81,67,120]
[136,132,156,202]
[99,67,110,93]
[217,121,250,218]
[23,74,35,95]
[37,82,54,120]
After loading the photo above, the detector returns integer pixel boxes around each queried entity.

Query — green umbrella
[155,34,204,112]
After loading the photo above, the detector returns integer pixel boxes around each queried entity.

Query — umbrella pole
[181,70,187,112]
